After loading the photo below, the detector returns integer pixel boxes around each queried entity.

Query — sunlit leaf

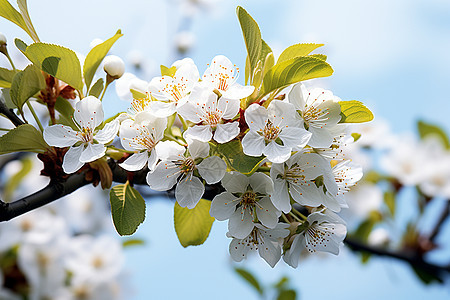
[0,67,18,88]
[17,0,40,42]
[339,100,374,123]
[174,199,214,247]
[218,140,264,175]
[277,43,324,64]
[0,124,49,154]
[160,65,176,77]
[89,78,104,98]
[10,64,45,111]
[417,120,450,149]
[237,6,262,75]
[83,29,123,90]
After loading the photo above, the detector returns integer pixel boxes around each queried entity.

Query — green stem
[291,207,307,221]
[5,51,16,71]
[257,166,270,173]
[99,80,110,101]
[0,127,11,131]
[26,101,44,132]
[289,211,302,222]
[281,213,290,223]
[178,115,188,131]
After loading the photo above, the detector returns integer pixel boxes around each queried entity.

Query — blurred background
[1,0,450,299]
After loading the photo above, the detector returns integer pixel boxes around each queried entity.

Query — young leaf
[89,78,104,98]
[234,267,264,296]
[83,29,123,90]
[14,38,28,53]
[237,6,262,73]
[0,124,49,154]
[160,65,177,77]
[310,54,327,61]
[174,199,214,248]
[10,64,45,111]
[417,120,450,149]
[122,239,145,247]
[0,67,18,88]
[339,100,374,123]
[25,43,83,91]
[54,96,77,129]
[110,182,146,236]
[217,140,265,175]
[277,43,324,64]
[384,190,396,216]
[17,0,40,42]
[0,0,34,41]
[261,56,333,96]
[277,289,297,300]
[260,40,274,77]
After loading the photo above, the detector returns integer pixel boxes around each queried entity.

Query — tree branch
[0,101,25,127]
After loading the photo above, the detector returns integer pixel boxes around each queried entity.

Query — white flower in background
[368,227,390,246]
[147,140,226,208]
[270,152,340,212]
[283,210,347,268]
[287,83,342,148]
[201,55,254,100]
[148,58,200,117]
[68,277,123,300]
[326,160,363,207]
[103,55,125,78]
[228,223,290,268]
[119,112,167,171]
[175,31,196,53]
[43,96,119,174]
[178,87,240,143]
[65,235,124,284]
[242,101,311,163]
[115,72,148,102]
[380,135,428,186]
[210,172,280,239]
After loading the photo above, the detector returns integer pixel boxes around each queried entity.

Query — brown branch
[0,101,25,127]
[429,201,450,242]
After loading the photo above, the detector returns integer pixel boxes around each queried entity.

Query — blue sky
[1,0,450,299]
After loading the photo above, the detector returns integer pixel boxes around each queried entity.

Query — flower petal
[210,192,239,221]
[187,140,209,159]
[177,102,202,123]
[79,143,106,163]
[228,208,254,239]
[229,238,249,262]
[95,120,119,144]
[222,84,254,100]
[244,103,267,131]
[197,156,226,184]
[255,197,278,229]
[279,127,312,148]
[258,237,281,268]
[214,122,239,144]
[287,83,308,111]
[62,145,85,174]
[146,161,178,191]
[221,172,249,193]
[119,151,148,171]
[263,142,291,163]
[155,141,185,161]
[43,125,79,147]
[217,98,240,120]
[175,176,204,209]
[242,131,265,157]
[74,96,104,129]
[183,125,213,142]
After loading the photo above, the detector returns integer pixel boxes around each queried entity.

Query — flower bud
[103,55,125,79]
[0,33,6,46]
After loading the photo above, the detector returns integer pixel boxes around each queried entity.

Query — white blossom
[103,55,125,78]
[228,223,290,267]
[43,96,119,174]
[119,111,167,171]
[201,55,254,100]
[283,210,346,268]
[210,172,280,239]
[270,152,340,212]
[287,83,342,148]
[242,101,311,163]
[147,140,226,208]
[178,86,240,143]
[325,159,363,208]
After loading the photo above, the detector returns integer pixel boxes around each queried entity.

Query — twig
[0,101,24,127]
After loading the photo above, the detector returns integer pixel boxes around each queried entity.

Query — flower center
[126,125,158,151]
[284,165,307,185]
[261,120,280,142]
[130,94,151,113]
[177,157,196,175]
[79,127,94,143]
[203,110,221,126]
[240,191,257,205]
[160,81,186,103]
[305,222,335,253]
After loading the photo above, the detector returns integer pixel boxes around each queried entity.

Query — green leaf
[352,219,376,242]
[384,190,396,216]
[310,54,327,61]
[17,0,39,42]
[54,96,77,129]
[10,64,45,111]
[262,56,333,96]
[160,65,176,77]
[217,140,265,175]
[0,0,34,41]
[174,199,214,247]
[122,239,145,247]
[89,78,104,98]
[417,120,450,149]
[0,124,49,154]
[339,100,374,123]
[277,289,297,300]
[3,157,32,202]
[351,132,361,142]
[234,267,263,295]
[110,182,146,236]
[361,252,371,264]
[260,40,274,78]
[14,38,27,53]
[277,43,324,64]
[130,88,147,99]
[25,43,83,91]
[83,29,123,90]
[237,6,262,74]
[411,265,443,285]
[274,276,289,290]
[0,67,18,88]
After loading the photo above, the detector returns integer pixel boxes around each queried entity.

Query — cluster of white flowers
[41,54,364,268]
[0,159,127,299]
